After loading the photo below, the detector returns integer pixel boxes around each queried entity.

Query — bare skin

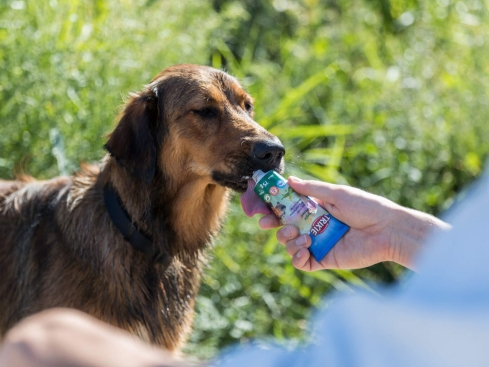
[0,178,452,367]
[0,309,196,367]
[259,177,451,271]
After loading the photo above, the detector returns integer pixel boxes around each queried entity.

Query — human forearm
[0,309,196,367]
[387,206,451,269]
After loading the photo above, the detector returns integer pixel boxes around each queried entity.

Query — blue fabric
[214,166,489,367]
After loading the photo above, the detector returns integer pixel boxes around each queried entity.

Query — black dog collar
[103,184,168,266]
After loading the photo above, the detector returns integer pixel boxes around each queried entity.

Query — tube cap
[252,170,266,183]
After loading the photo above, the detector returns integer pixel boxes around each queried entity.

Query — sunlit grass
[2,0,489,360]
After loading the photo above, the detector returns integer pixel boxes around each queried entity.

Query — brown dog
[0,64,285,350]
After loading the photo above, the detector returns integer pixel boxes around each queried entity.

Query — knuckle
[282,225,296,239]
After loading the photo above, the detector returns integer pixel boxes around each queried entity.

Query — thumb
[287,176,338,205]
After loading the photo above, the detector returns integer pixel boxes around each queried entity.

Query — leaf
[270,124,354,139]
[261,66,337,128]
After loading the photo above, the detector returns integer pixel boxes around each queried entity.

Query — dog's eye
[194,107,217,119]
[244,102,253,113]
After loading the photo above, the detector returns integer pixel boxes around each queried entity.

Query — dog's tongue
[240,179,272,217]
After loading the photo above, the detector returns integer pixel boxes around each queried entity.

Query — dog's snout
[252,140,285,167]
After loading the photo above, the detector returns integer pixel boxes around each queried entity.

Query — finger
[259,214,282,229]
[288,176,339,205]
[276,225,300,245]
[285,234,311,257]
[291,248,312,270]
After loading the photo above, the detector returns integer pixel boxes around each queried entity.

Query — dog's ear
[105,92,158,184]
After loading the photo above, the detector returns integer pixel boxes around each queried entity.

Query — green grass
[2,0,489,360]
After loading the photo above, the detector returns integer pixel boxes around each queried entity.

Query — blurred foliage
[2,0,489,361]
[0,0,218,177]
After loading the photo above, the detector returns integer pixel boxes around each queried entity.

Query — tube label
[254,171,349,262]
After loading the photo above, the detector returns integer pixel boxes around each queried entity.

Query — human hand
[259,177,450,271]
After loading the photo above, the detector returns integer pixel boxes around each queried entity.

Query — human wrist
[386,205,450,269]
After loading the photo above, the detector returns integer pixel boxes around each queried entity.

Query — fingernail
[289,176,303,183]
[295,235,307,247]
[295,249,303,259]
[283,225,293,238]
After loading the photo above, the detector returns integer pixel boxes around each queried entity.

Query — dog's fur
[0,65,284,350]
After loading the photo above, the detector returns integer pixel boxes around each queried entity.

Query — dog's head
[106,64,284,193]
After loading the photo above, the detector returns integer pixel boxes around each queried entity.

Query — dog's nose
[252,140,285,167]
